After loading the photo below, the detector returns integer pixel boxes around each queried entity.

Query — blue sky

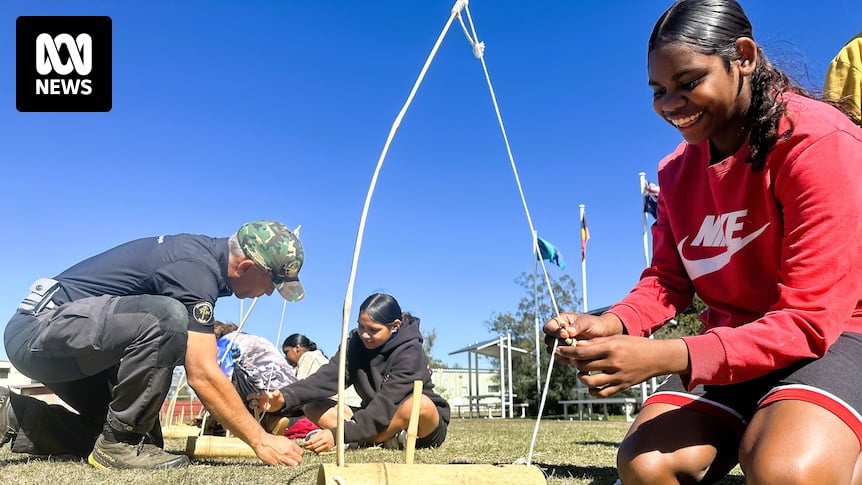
[1,1,858,367]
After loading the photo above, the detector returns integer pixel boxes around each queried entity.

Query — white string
[332,0,467,466]
[328,0,563,467]
[457,4,563,466]
[257,298,289,425]
[275,298,287,353]
[220,296,259,365]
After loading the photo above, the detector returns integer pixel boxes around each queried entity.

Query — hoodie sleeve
[341,342,427,443]
[279,351,343,410]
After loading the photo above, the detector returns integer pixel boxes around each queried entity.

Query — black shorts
[416,413,448,448]
[645,332,862,445]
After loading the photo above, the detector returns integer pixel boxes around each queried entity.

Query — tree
[484,272,582,415]
[422,327,448,368]
[653,295,706,339]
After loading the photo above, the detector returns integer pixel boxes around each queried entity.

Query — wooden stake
[404,380,422,465]
[162,424,201,439]
[185,435,257,459]
[317,463,546,485]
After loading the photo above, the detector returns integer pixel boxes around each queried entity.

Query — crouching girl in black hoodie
[253,293,449,453]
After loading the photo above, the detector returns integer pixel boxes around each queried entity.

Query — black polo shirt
[51,234,233,333]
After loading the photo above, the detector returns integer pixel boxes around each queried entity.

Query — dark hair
[648,0,816,171]
[282,333,317,351]
[359,293,420,328]
[213,321,239,339]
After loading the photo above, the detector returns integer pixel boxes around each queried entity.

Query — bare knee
[618,436,725,484]
[393,395,438,430]
[741,443,841,485]
[740,401,860,485]
[742,458,816,485]
[617,443,681,485]
[302,399,340,428]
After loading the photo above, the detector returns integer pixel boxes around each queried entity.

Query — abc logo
[36,33,94,94]
[16,16,112,112]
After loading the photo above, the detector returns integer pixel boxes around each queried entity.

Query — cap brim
[277,280,305,302]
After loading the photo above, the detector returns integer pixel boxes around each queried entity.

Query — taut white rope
[333,0,467,467]
[275,298,287,354]
[456,2,564,465]
[335,0,565,467]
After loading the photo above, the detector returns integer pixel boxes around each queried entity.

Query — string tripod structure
[321,0,558,482]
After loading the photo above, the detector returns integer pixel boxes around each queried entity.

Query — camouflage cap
[236,220,305,302]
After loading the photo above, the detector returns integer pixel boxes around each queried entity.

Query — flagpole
[639,172,661,395]
[639,172,650,267]
[531,230,541,398]
[579,204,588,312]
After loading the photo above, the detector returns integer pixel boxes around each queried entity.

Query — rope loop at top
[452,0,468,15]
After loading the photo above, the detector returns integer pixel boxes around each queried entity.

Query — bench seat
[559,396,638,422]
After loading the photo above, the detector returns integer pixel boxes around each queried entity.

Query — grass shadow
[0,454,83,466]
[533,463,746,485]
[575,440,621,447]
[534,463,619,484]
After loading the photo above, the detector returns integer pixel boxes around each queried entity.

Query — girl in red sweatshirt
[545,1,862,483]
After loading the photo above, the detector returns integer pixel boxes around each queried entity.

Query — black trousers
[3,294,188,457]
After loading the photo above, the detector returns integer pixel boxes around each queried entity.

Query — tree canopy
[484,272,583,414]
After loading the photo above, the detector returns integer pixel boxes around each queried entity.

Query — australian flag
[643,181,660,219]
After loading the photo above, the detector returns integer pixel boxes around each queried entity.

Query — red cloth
[285,417,320,439]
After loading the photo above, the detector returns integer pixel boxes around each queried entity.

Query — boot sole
[87,450,190,469]
[87,452,110,470]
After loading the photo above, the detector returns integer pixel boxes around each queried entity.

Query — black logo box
[16,16,112,112]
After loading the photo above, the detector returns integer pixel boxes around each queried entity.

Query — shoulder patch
[192,301,214,325]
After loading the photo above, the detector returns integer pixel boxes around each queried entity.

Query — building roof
[449,337,529,358]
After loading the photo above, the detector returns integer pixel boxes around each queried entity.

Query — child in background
[256,293,449,453]
[212,321,297,435]
[282,333,328,380]
[824,31,862,123]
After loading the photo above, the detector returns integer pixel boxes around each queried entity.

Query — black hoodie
[278,318,450,443]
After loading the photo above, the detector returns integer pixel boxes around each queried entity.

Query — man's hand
[251,433,304,465]
[185,332,300,466]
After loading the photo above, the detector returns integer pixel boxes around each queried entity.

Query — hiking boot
[380,429,407,450]
[88,434,189,469]
[0,386,18,447]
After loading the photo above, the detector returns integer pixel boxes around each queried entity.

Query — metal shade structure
[449,335,528,418]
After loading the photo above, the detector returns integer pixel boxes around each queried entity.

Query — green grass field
[0,418,744,484]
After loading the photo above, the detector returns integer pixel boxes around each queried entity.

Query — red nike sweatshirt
[609,93,862,389]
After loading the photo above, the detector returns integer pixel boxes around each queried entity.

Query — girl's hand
[555,335,689,396]
[304,429,335,454]
[248,389,285,414]
[543,312,624,351]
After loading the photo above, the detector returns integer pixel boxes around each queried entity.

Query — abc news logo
[17,16,112,112]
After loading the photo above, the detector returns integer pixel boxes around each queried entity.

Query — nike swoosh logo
[677,223,770,279]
